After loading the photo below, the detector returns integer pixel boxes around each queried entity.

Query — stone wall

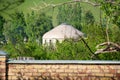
[0,55,120,80]
[7,60,120,80]
[0,56,6,80]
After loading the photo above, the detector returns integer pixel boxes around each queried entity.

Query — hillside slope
[1,0,100,26]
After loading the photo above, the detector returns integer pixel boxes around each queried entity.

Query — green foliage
[98,52,120,60]
[26,11,53,43]
[2,42,19,58]
[0,16,5,35]
[27,39,93,60]
[0,0,25,19]
[3,12,26,45]
[2,11,54,58]
[84,10,95,25]
[98,0,120,28]
[0,15,5,43]
[0,1,120,60]
[57,2,82,30]
[108,25,120,43]
[55,40,91,60]
[82,24,120,60]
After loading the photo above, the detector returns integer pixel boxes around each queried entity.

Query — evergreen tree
[84,10,95,25]
[57,2,82,30]
[0,16,5,44]
[3,12,26,45]
[26,12,53,43]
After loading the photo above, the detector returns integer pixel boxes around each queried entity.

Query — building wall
[42,38,64,45]
[0,56,120,80]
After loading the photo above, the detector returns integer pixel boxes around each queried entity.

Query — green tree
[2,12,27,57]
[4,12,26,45]
[98,0,120,42]
[99,0,120,28]
[84,10,95,25]
[0,15,5,45]
[26,12,53,43]
[93,0,120,58]
[57,2,82,30]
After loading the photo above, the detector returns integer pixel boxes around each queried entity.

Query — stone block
[65,69,73,73]
[78,65,87,69]
[52,65,59,69]
[105,74,114,77]
[59,73,68,77]
[11,76,18,80]
[38,69,47,72]
[25,72,33,76]
[77,73,88,77]
[0,57,6,61]
[59,65,68,69]
[56,69,64,73]
[69,65,78,69]
[8,72,16,76]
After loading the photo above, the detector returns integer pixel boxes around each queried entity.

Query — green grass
[1,0,100,26]
[16,0,70,13]
[80,3,100,22]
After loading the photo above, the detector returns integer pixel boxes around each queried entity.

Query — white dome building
[42,23,84,45]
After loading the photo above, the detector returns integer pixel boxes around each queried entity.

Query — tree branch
[95,42,120,54]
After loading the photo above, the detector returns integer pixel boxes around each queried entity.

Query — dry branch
[95,42,120,54]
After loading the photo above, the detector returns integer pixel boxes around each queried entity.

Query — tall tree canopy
[84,10,95,25]
[3,12,26,45]
[0,16,5,43]
[26,12,53,43]
[96,0,120,28]
[57,2,82,30]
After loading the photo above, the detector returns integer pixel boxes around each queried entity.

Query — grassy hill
[1,0,100,26]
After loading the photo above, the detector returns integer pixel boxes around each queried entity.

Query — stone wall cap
[0,51,7,56]
[7,60,120,64]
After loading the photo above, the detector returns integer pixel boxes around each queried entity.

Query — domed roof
[42,23,84,40]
